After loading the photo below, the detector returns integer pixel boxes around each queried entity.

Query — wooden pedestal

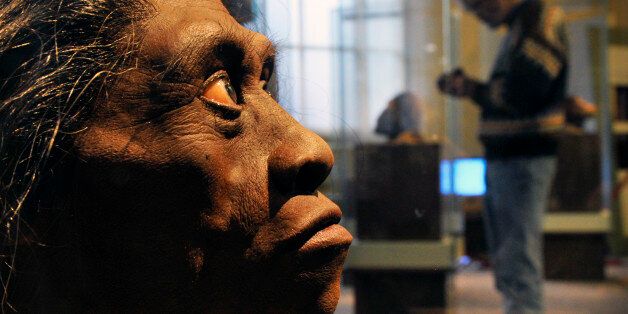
[350,143,450,311]
[544,233,606,280]
[550,133,601,212]
[354,270,449,313]
[355,144,441,240]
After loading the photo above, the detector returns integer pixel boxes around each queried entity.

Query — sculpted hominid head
[0,0,352,312]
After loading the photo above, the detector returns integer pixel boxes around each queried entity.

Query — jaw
[191,244,349,313]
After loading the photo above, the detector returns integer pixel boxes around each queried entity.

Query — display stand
[346,144,457,312]
[544,133,609,280]
[346,239,457,312]
[543,212,610,280]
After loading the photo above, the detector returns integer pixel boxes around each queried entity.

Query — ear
[222,0,254,23]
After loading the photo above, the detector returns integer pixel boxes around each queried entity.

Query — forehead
[140,0,274,71]
[150,0,231,21]
[146,0,236,35]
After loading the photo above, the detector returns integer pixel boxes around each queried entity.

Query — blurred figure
[375,92,424,144]
[437,0,568,313]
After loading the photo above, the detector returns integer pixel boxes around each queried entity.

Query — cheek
[71,126,212,236]
[203,145,271,233]
[72,105,283,272]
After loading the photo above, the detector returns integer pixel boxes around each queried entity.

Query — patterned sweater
[471,0,568,159]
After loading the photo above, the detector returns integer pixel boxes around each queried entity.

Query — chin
[268,246,349,313]
[300,248,348,310]
[194,243,349,313]
[309,266,346,314]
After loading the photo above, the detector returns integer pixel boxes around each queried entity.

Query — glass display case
[250,0,615,311]
[253,1,466,310]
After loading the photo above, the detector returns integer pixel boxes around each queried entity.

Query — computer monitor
[441,158,486,196]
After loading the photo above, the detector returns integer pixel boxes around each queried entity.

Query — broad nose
[268,128,334,196]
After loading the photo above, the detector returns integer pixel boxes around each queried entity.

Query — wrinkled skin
[41,0,352,312]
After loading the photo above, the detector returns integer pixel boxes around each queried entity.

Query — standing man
[438,0,568,313]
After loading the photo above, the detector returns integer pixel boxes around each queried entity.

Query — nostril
[268,135,334,196]
[294,162,332,195]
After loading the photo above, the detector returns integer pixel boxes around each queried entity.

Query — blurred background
[237,0,628,312]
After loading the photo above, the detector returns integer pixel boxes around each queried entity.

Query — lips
[297,223,353,255]
[253,194,353,258]
[286,202,353,255]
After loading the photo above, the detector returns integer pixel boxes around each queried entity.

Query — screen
[441,158,486,196]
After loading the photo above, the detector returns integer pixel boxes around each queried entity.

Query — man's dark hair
[0,0,150,309]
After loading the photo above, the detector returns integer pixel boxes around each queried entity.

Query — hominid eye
[202,71,239,105]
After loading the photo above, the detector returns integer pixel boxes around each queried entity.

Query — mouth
[271,198,353,258]
[296,214,353,256]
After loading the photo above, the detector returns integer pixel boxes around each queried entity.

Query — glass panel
[339,50,358,128]
[256,0,458,241]
[261,0,299,45]
[365,52,405,131]
[365,0,403,12]
[249,0,622,311]
[301,50,336,132]
[302,0,343,47]
[273,48,300,114]
[561,3,608,215]
[338,16,356,49]
[364,16,403,51]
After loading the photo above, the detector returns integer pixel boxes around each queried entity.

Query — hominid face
[58,0,351,312]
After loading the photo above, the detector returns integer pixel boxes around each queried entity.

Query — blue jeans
[484,156,557,314]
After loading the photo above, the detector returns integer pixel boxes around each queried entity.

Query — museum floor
[335,259,628,314]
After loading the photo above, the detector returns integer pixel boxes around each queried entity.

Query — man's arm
[439,37,565,115]
[473,36,566,116]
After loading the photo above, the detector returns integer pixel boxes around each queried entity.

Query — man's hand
[437,68,475,98]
